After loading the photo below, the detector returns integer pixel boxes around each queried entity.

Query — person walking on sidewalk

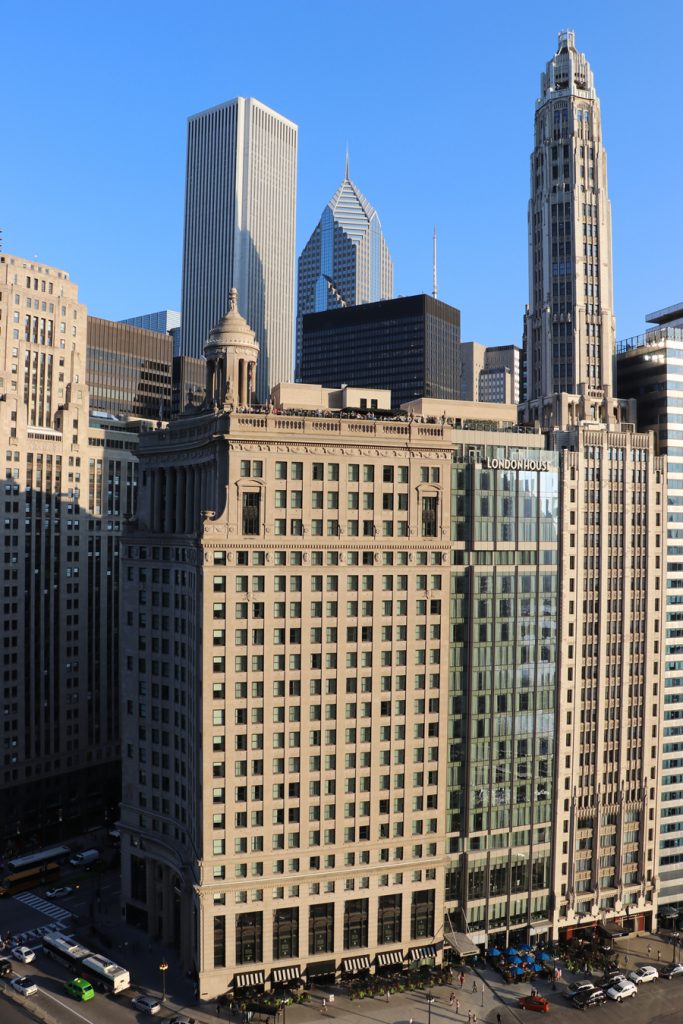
[459,972,465,989]
[468,1011,473,1024]
[497,1014,502,1024]
[450,992,455,1007]
[472,979,478,994]
[456,999,460,1016]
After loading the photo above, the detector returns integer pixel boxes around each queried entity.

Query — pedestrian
[473,1014,477,1024]
[468,1011,473,1024]
[497,1014,502,1024]
[624,954,629,966]
[647,944,652,957]
[456,999,460,1015]
[322,999,327,1015]
[472,979,478,994]
[217,1003,221,1018]
[658,949,661,962]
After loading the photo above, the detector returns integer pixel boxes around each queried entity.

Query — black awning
[233,970,265,989]
[271,965,301,984]
[341,955,371,974]
[376,949,404,967]
[409,943,440,961]
[306,959,336,978]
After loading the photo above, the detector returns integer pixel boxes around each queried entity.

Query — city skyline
[2,1,681,354]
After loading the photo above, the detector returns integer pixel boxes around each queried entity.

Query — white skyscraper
[180,97,297,401]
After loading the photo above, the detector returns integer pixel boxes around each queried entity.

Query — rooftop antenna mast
[432,225,438,300]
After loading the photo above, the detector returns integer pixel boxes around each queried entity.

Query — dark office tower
[525,31,615,401]
[300,295,460,409]
[296,162,393,378]
[86,317,173,421]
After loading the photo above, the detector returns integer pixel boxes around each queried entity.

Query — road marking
[39,987,98,1023]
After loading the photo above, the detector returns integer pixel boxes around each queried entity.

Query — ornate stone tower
[204,288,259,409]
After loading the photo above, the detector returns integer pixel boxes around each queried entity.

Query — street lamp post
[426,991,435,1024]
[280,999,287,1024]
[159,960,169,1003]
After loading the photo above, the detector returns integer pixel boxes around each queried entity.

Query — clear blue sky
[3,0,681,344]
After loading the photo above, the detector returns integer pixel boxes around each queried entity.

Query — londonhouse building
[118,31,664,999]
[0,254,138,848]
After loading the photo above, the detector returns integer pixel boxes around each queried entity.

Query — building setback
[617,302,683,917]
[179,97,298,402]
[300,295,460,411]
[0,254,138,849]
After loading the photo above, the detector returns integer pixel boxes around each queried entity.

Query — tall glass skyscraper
[296,160,393,378]
[180,98,298,402]
[524,30,615,401]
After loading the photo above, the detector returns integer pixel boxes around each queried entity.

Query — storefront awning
[341,955,371,974]
[306,959,336,978]
[271,966,301,984]
[445,931,480,958]
[599,921,627,939]
[233,970,265,989]
[376,949,405,967]
[409,943,440,961]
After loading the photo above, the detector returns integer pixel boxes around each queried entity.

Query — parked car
[65,977,95,1001]
[563,981,595,1000]
[606,979,637,1002]
[169,1017,195,1024]
[573,988,607,1010]
[600,973,626,991]
[46,886,73,898]
[660,962,683,979]
[131,993,162,1015]
[11,976,38,996]
[628,965,658,984]
[0,957,12,977]
[518,995,551,1013]
[11,946,35,964]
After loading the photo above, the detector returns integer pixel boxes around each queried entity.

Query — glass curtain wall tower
[296,160,393,379]
[524,30,615,402]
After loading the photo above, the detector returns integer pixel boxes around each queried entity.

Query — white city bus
[7,846,71,872]
[42,933,131,994]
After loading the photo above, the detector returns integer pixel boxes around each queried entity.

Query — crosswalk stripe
[11,891,74,923]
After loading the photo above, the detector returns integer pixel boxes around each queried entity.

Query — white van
[69,849,100,867]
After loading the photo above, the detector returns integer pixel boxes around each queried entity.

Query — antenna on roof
[345,144,350,180]
[432,226,438,300]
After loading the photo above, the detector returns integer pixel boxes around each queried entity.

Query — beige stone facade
[0,253,137,847]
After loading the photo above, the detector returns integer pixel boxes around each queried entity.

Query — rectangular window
[242,492,261,535]
[421,496,438,537]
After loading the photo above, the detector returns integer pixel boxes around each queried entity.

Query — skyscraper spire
[432,225,438,300]
[345,144,349,181]
[524,32,615,402]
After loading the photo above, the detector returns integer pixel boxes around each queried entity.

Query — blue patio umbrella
[538,952,551,962]
[488,948,502,957]
[506,948,518,957]
[524,953,536,962]
[513,967,525,976]
[519,944,532,952]
[532,963,543,973]
[510,956,522,965]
